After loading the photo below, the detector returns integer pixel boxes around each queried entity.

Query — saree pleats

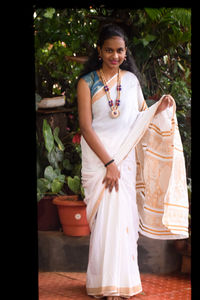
[85,149,142,297]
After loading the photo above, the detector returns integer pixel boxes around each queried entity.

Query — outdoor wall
[38,231,181,274]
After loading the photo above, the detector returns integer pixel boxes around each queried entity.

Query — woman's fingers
[102,164,121,192]
[106,179,112,190]
[164,94,174,106]
[103,177,119,193]
[115,180,119,192]
[109,182,114,193]
[109,179,118,192]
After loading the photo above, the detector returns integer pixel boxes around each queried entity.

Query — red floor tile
[134,273,191,299]
[39,272,191,300]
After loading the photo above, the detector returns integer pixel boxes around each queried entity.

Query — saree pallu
[81,70,189,298]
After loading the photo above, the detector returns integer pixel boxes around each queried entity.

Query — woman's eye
[105,49,112,53]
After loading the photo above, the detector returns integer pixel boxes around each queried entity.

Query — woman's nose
[112,52,118,59]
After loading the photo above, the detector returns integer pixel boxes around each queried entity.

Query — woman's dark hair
[78,23,143,85]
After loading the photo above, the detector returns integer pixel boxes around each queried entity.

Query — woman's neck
[101,64,119,81]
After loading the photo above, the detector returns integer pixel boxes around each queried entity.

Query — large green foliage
[34,7,191,177]
[34,8,99,100]
[37,119,83,201]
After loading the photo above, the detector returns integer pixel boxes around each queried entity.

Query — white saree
[80,70,189,298]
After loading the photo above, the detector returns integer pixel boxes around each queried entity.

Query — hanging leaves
[43,8,56,19]
[43,119,54,153]
[53,127,65,151]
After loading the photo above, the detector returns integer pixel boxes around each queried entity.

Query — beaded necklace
[99,68,121,119]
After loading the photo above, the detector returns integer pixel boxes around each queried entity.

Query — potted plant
[53,132,90,236]
[37,119,90,236]
[37,119,67,230]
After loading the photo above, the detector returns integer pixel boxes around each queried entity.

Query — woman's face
[98,36,127,70]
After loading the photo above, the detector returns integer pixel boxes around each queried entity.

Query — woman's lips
[110,60,118,65]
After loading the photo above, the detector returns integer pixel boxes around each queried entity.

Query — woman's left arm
[155,94,174,115]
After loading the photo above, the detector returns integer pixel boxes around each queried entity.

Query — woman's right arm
[77,78,120,192]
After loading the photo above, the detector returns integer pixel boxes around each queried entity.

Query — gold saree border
[92,70,127,104]
[164,202,189,209]
[141,100,148,111]
[88,186,105,226]
[146,148,173,160]
[149,122,172,136]
[87,283,142,297]
[143,205,163,214]
[139,219,188,236]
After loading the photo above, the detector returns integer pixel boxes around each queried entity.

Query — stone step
[38,231,181,274]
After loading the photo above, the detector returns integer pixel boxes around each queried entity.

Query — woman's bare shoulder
[77,77,90,91]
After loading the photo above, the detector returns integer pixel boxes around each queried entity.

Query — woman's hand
[156,94,174,115]
[102,162,121,193]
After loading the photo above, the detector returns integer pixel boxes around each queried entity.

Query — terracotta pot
[174,239,191,256]
[174,239,187,254]
[181,255,191,274]
[53,195,90,236]
[38,195,61,231]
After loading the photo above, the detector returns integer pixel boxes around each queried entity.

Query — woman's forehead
[102,36,125,48]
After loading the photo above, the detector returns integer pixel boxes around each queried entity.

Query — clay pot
[53,195,90,236]
[38,195,61,231]
[174,239,191,256]
[174,239,187,254]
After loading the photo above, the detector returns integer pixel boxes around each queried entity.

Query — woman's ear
[97,46,101,56]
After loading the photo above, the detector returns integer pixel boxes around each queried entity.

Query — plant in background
[37,119,66,201]
[37,119,84,201]
[34,8,99,101]
[35,7,191,205]
[66,132,84,198]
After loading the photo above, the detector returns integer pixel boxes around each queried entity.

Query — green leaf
[141,34,156,47]
[133,37,140,45]
[47,149,58,169]
[145,8,164,21]
[51,178,64,193]
[57,174,65,183]
[145,34,156,42]
[43,119,54,153]
[43,8,55,19]
[44,166,55,181]
[142,39,149,47]
[67,176,80,194]
[54,168,61,176]
[53,127,65,151]
[63,159,73,171]
[71,163,81,176]
[47,147,63,169]
[37,178,50,193]
[37,188,44,202]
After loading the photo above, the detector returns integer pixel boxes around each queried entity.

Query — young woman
[77,24,189,299]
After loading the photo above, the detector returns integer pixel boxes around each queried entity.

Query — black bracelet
[104,159,114,167]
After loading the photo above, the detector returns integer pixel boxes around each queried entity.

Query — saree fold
[81,70,189,298]
[135,102,189,239]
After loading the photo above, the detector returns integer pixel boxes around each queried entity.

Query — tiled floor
[39,272,191,300]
